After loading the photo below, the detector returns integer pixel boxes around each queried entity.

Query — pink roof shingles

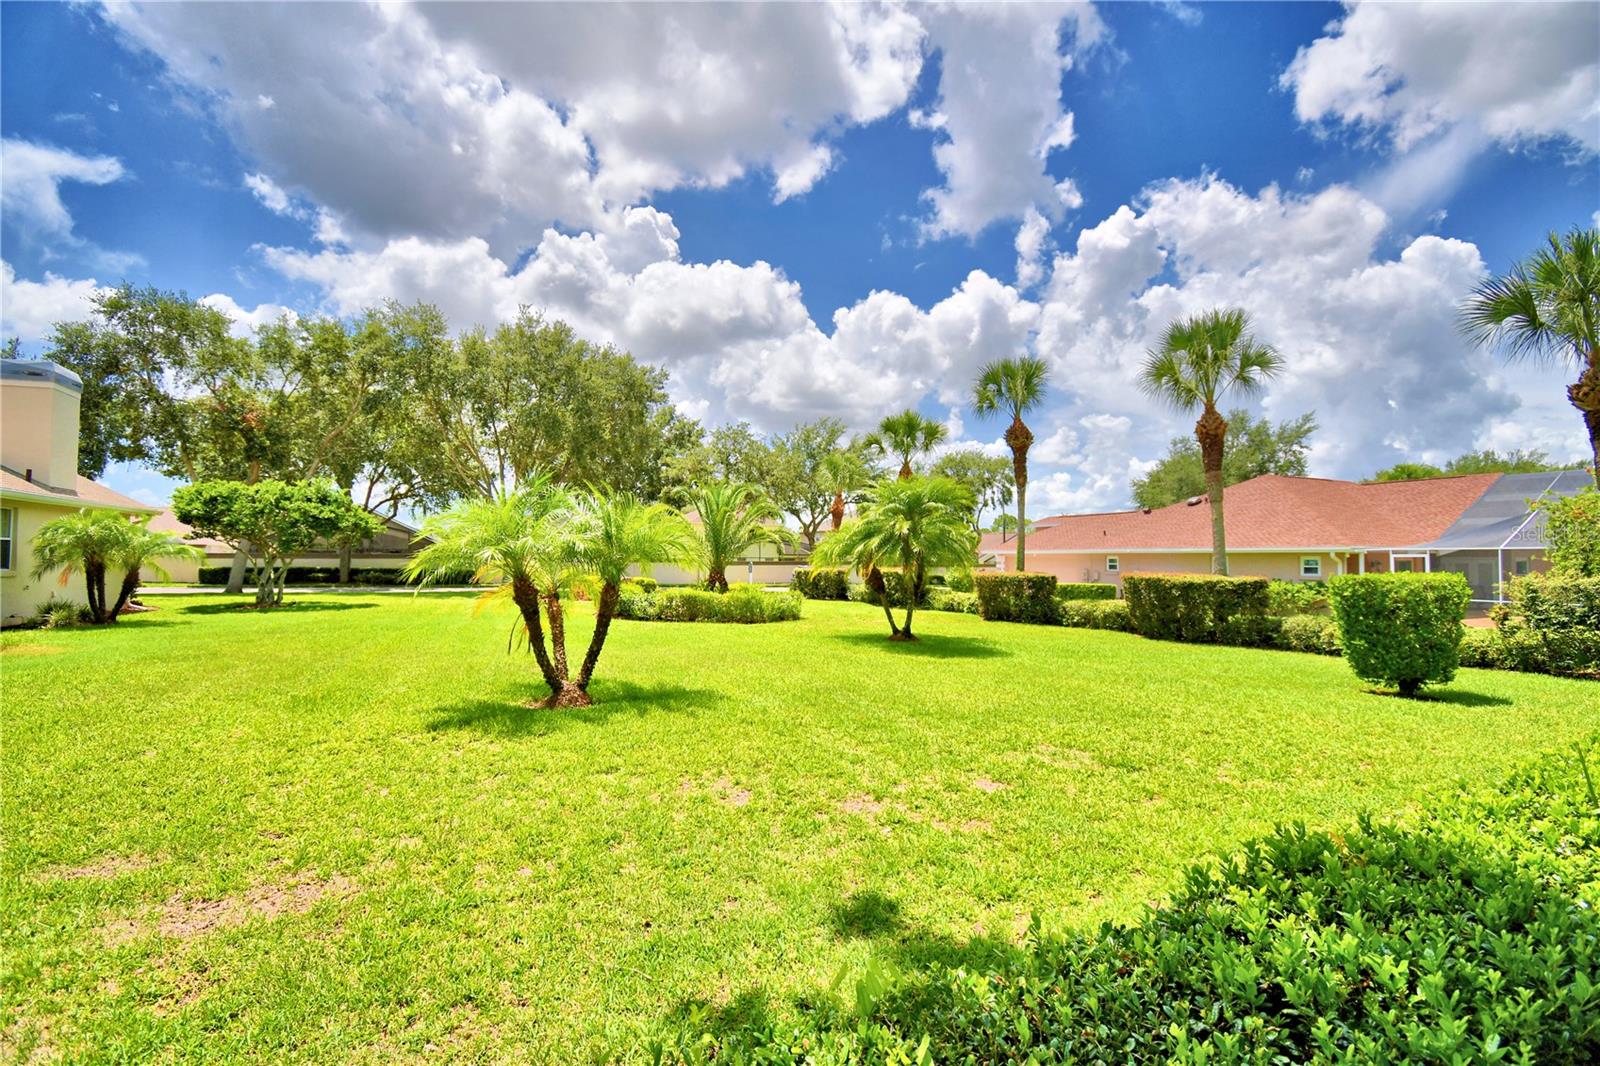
[0,467,159,513]
[981,473,1500,555]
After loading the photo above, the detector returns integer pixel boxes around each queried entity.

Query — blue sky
[3,1,1597,513]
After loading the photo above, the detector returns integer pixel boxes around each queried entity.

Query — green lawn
[3,594,1595,1062]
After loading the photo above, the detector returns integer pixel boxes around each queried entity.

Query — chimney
[1,359,83,488]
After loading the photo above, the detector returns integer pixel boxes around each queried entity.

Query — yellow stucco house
[1,358,158,626]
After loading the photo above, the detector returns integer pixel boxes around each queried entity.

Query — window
[1105,556,1119,573]
[1300,556,1321,578]
[1514,560,1530,576]
[0,507,13,572]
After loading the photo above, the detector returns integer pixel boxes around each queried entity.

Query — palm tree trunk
[510,578,581,704]
[576,581,618,690]
[544,589,570,680]
[707,566,728,592]
[898,460,913,480]
[1005,417,1034,573]
[85,560,106,623]
[830,490,845,531]
[1571,363,1600,483]
[866,564,899,636]
[1196,405,1229,575]
[108,568,141,621]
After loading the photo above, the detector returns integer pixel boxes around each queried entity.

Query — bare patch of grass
[105,873,354,944]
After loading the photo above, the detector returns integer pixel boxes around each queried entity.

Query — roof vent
[1186,495,1205,506]
[1141,507,1152,514]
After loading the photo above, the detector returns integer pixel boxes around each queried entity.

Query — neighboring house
[0,359,159,626]
[149,509,429,583]
[980,471,1588,604]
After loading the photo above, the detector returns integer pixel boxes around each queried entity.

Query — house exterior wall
[0,373,79,487]
[631,560,804,587]
[1,499,90,624]
[989,548,1346,590]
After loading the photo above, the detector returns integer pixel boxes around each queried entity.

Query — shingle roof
[980,473,1500,555]
[0,466,159,513]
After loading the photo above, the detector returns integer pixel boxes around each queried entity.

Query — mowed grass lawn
[3,594,1596,1062]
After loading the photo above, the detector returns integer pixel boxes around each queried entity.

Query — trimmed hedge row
[973,571,1058,623]
[198,565,476,586]
[1123,573,1270,642]
[1057,598,1131,631]
[925,588,978,614]
[615,585,801,624]
[1054,581,1117,601]
[659,740,1600,1063]
[789,566,850,600]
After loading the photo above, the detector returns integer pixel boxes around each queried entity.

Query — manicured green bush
[944,570,975,593]
[1485,572,1600,679]
[1277,612,1341,656]
[1057,598,1132,631]
[621,585,802,624]
[198,565,474,586]
[1217,612,1282,648]
[622,575,659,594]
[789,566,850,600]
[925,588,978,614]
[1328,572,1470,697]
[659,741,1600,1064]
[1054,581,1116,601]
[1266,578,1328,615]
[1123,573,1271,643]
[973,571,1059,624]
[1458,626,1506,669]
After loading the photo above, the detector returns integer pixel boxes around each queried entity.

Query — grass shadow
[425,679,721,737]
[173,601,379,616]
[1367,687,1514,708]
[830,890,904,939]
[827,632,1010,660]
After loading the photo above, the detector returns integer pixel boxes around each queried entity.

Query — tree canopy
[1131,410,1316,509]
[1366,448,1565,483]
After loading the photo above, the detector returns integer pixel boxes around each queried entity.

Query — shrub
[1054,581,1116,601]
[846,568,927,608]
[1277,613,1341,656]
[197,565,475,587]
[1539,485,1600,576]
[1477,572,1599,679]
[944,570,975,593]
[973,571,1058,624]
[31,597,91,629]
[1328,572,1470,697]
[1217,612,1282,648]
[623,586,802,624]
[622,575,658,594]
[1123,573,1270,643]
[925,588,978,614]
[1266,578,1328,614]
[659,742,1600,1065]
[789,566,850,600]
[1458,626,1506,669]
[1057,598,1132,631]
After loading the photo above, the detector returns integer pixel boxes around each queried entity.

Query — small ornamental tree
[1538,486,1600,576]
[173,479,383,607]
[1328,572,1471,698]
[31,510,199,623]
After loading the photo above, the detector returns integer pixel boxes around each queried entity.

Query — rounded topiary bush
[1328,572,1470,697]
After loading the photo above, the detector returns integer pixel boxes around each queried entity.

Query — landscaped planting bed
[3,595,1595,1061]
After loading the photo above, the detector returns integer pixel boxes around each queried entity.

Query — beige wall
[1,500,91,624]
[990,549,1346,590]
[631,560,803,587]
[0,375,80,489]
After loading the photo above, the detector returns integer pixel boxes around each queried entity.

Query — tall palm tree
[690,482,795,591]
[813,476,977,641]
[972,356,1048,571]
[404,475,582,706]
[105,519,203,621]
[819,448,873,532]
[864,410,948,480]
[30,509,132,624]
[569,491,697,691]
[1139,308,1284,575]
[1461,227,1600,482]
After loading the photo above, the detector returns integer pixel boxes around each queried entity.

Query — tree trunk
[866,564,899,636]
[898,460,913,480]
[707,566,728,592]
[225,548,249,595]
[108,568,141,621]
[339,543,353,585]
[1398,678,1421,699]
[830,490,845,531]
[576,582,619,690]
[1570,362,1600,484]
[509,578,574,702]
[1005,417,1034,573]
[544,589,570,680]
[1196,405,1229,575]
[85,560,106,623]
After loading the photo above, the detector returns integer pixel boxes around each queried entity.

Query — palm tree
[690,482,796,591]
[105,519,203,621]
[972,357,1048,570]
[819,449,873,532]
[864,410,948,480]
[569,491,697,691]
[404,475,583,706]
[30,510,131,624]
[1460,227,1600,482]
[1139,308,1284,575]
[813,476,977,640]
